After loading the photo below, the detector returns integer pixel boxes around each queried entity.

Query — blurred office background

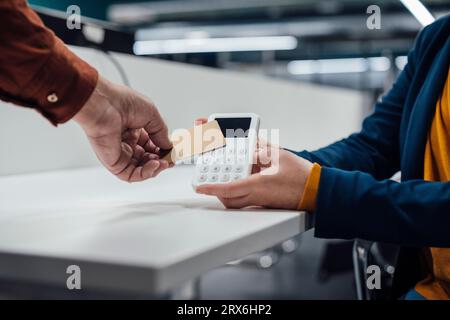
[1,0,448,299]
[29,0,450,91]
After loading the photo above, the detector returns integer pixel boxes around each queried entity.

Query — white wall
[0,46,365,176]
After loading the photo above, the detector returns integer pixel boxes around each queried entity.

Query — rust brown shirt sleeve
[0,0,98,125]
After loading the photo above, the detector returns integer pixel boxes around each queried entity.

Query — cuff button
[47,93,59,103]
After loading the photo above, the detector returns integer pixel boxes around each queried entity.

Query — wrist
[298,163,322,212]
[73,76,118,133]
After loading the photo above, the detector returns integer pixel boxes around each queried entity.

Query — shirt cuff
[23,38,98,125]
[298,163,322,212]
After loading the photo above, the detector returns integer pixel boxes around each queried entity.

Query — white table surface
[0,165,309,295]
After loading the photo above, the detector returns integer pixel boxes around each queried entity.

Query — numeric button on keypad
[232,174,241,181]
[234,166,243,173]
[222,165,232,173]
[200,154,211,164]
[209,174,219,182]
[200,165,209,173]
[197,174,207,183]
[211,165,220,173]
[220,174,230,182]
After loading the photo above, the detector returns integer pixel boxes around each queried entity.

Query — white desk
[0,166,310,296]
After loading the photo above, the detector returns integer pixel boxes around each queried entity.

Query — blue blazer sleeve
[315,167,450,247]
[294,27,426,180]
[291,22,450,247]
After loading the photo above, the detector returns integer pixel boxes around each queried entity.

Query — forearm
[292,125,401,180]
[314,167,450,247]
[0,0,98,125]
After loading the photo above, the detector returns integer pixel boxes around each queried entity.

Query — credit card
[161,120,226,164]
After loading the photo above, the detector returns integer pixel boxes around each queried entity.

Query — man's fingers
[133,144,145,161]
[107,141,134,175]
[115,157,139,181]
[196,174,261,198]
[81,81,173,182]
[144,139,159,154]
[143,108,172,151]
[152,160,170,177]
[125,160,161,182]
[118,159,169,182]
[136,128,148,146]
[122,129,140,147]
[136,129,161,155]
[127,166,143,182]
[141,152,160,162]
[138,160,161,181]
[125,92,172,150]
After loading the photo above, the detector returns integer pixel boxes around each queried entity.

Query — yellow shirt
[300,68,450,300]
[415,68,450,300]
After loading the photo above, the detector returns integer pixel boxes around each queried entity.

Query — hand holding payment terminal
[192,113,260,187]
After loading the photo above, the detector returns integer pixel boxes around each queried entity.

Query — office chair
[317,240,354,282]
[353,172,403,300]
[353,239,399,300]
